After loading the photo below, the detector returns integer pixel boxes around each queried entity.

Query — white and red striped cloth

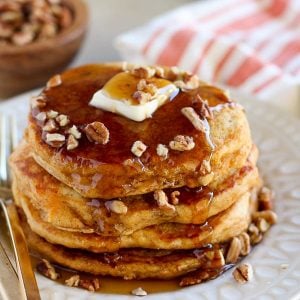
[115,0,300,114]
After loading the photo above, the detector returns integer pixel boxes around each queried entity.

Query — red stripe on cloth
[215,0,288,34]
[156,28,196,66]
[212,44,237,82]
[226,56,264,86]
[191,38,215,74]
[252,74,282,94]
[272,40,300,67]
[142,27,165,55]
[142,0,249,57]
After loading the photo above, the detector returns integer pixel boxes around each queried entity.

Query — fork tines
[0,114,18,188]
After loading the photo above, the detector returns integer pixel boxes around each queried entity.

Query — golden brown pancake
[21,211,226,280]
[14,185,252,252]
[26,63,253,199]
[10,142,260,236]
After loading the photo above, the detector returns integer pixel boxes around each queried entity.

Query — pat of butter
[89,72,179,122]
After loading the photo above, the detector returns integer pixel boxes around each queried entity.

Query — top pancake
[26,63,253,199]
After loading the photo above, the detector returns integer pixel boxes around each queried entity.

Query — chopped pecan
[56,114,69,127]
[35,111,47,122]
[46,110,58,119]
[84,121,109,144]
[258,186,274,210]
[233,263,253,284]
[65,275,80,287]
[106,200,128,214]
[43,119,58,132]
[131,140,147,157]
[154,66,165,78]
[169,135,195,151]
[131,287,147,296]
[12,30,34,45]
[193,95,213,120]
[200,159,211,174]
[68,125,81,139]
[252,210,277,225]
[132,91,152,104]
[40,22,57,39]
[79,278,101,292]
[37,259,60,280]
[46,74,62,88]
[174,73,199,91]
[67,134,79,150]
[45,133,65,147]
[238,232,251,256]
[226,237,241,264]
[31,95,46,109]
[154,190,176,212]
[130,66,155,79]
[256,218,270,233]
[156,144,168,159]
[170,191,180,205]
[280,263,289,270]
[181,107,207,132]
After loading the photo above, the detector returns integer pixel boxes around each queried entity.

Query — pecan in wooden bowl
[0,0,88,98]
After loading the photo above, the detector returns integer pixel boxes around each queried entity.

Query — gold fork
[0,114,41,300]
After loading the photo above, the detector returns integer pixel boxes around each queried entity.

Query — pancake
[26,63,253,199]
[21,210,226,280]
[14,185,252,252]
[10,142,260,236]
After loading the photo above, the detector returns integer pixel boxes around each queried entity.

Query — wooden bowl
[0,0,88,99]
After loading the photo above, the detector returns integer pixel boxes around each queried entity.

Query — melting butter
[89,72,179,122]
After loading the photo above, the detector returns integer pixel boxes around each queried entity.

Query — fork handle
[0,201,41,300]
[0,242,20,300]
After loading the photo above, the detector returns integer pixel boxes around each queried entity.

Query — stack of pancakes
[10,64,263,285]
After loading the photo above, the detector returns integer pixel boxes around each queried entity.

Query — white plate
[1,91,300,300]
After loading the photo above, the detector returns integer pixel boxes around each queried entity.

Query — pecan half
[84,121,109,145]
